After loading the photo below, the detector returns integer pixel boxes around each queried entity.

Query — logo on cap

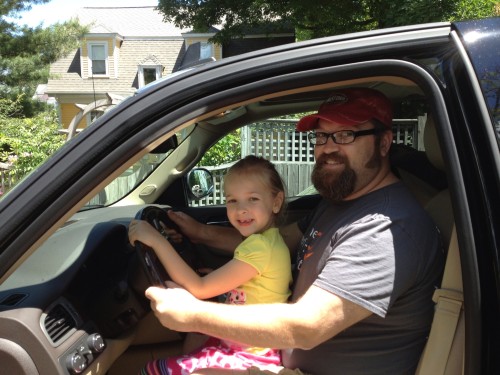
[324,93,348,105]
[295,88,393,132]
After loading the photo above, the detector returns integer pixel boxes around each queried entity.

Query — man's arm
[146,282,371,350]
[168,210,243,253]
[168,211,303,256]
[279,222,303,258]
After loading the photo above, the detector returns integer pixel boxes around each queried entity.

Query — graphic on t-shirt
[225,289,247,304]
[296,227,322,271]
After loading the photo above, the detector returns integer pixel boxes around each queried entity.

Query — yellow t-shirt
[225,227,292,305]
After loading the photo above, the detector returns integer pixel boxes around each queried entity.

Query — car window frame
[0,23,495,372]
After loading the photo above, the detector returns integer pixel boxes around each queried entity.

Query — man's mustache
[315,154,348,166]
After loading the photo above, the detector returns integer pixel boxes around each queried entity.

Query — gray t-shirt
[282,182,444,375]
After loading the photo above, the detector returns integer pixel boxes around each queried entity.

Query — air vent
[0,293,28,306]
[42,304,77,346]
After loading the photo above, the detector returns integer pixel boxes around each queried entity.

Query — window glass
[200,42,213,59]
[87,110,102,126]
[90,44,106,75]
[191,118,315,207]
[81,125,196,210]
[139,66,161,88]
[190,111,427,208]
[143,68,158,85]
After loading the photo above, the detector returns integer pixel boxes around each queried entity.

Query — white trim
[138,65,162,88]
[79,46,84,77]
[85,32,123,41]
[113,38,119,78]
[87,41,109,77]
[182,33,217,38]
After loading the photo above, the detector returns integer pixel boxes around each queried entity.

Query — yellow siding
[60,104,83,129]
[213,44,222,60]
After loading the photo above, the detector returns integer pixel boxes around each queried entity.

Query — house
[45,6,295,136]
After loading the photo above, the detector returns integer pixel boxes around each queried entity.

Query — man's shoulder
[378,181,423,209]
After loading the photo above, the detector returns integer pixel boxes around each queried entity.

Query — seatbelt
[416,226,464,375]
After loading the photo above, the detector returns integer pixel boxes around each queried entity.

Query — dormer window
[200,42,213,59]
[88,42,108,76]
[138,65,162,88]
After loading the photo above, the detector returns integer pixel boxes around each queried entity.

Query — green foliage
[157,0,500,43]
[450,0,500,20]
[198,129,242,166]
[1,1,87,117]
[0,97,64,179]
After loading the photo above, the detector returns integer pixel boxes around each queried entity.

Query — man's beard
[311,149,382,203]
[311,155,356,203]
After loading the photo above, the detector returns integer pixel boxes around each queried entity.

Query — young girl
[128,155,292,374]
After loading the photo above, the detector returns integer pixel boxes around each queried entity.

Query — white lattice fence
[241,120,315,162]
[192,161,316,207]
[191,116,424,207]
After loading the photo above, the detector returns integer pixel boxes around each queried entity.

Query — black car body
[0,18,499,375]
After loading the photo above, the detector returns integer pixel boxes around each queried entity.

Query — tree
[1,0,87,117]
[156,0,500,43]
[0,1,87,192]
[198,129,242,167]
[0,95,65,188]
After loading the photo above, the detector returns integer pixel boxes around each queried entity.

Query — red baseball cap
[296,88,393,132]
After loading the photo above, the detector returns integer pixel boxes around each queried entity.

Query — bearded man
[143,88,444,375]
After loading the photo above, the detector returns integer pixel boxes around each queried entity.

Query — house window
[88,42,108,76]
[87,110,103,126]
[138,65,162,88]
[200,42,213,59]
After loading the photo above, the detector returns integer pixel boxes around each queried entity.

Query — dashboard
[0,205,152,374]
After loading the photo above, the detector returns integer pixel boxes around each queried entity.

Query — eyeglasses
[308,128,381,145]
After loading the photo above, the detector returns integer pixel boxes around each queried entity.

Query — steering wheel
[134,206,197,286]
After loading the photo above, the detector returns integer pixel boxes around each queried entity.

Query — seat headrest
[423,116,445,171]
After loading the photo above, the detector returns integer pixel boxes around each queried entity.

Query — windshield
[81,125,195,209]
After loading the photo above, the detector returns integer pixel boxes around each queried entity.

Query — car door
[1,19,499,375]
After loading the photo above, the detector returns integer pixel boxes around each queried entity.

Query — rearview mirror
[151,136,177,154]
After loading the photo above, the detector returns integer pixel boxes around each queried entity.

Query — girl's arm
[129,219,257,300]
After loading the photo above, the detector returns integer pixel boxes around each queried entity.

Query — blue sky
[12,0,158,27]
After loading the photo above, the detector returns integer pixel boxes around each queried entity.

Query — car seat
[416,115,464,375]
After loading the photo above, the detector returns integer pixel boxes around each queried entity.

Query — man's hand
[167,210,205,244]
[168,210,243,253]
[145,281,203,332]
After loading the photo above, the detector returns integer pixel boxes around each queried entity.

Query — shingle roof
[76,6,188,38]
[47,39,185,96]
[47,7,197,98]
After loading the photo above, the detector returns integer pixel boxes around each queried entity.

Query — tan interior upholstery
[416,116,464,375]
[422,117,454,248]
[423,115,446,171]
